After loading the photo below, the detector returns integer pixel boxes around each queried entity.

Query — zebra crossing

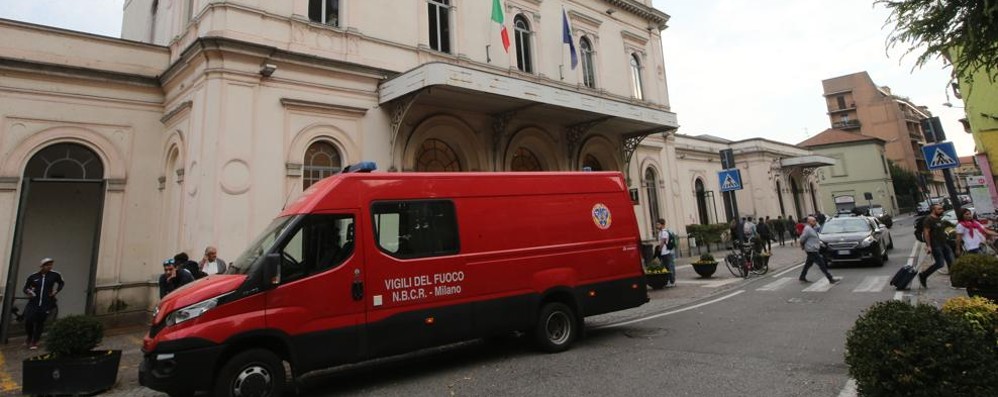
[755,275,894,293]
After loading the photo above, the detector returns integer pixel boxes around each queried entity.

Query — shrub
[44,315,104,357]
[845,300,998,396]
[699,253,715,262]
[942,296,998,336]
[950,254,998,289]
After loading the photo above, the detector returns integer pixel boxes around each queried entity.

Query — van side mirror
[263,253,281,287]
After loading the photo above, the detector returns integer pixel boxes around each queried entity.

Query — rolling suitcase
[890,264,918,290]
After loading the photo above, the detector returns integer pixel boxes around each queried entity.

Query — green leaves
[878,0,998,81]
[44,315,104,358]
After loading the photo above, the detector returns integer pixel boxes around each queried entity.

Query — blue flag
[562,8,578,69]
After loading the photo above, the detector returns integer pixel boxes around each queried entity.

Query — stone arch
[287,123,358,166]
[403,114,485,171]
[577,135,620,171]
[1,126,126,181]
[504,126,558,171]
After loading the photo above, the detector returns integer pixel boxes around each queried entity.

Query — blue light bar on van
[342,162,377,173]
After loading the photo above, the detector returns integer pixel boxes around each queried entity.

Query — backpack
[913,216,926,243]
[666,231,677,250]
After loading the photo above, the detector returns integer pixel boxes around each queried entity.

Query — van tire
[214,349,286,397]
[533,302,577,353]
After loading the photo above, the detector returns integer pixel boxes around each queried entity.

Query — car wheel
[533,302,577,353]
[887,235,894,250]
[214,349,286,397]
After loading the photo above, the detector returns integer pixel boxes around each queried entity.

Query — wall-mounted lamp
[259,64,277,77]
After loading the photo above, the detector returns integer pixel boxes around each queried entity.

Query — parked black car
[852,204,893,228]
[820,216,893,266]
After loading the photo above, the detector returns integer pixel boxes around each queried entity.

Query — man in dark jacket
[159,258,195,299]
[23,258,65,349]
[757,216,772,253]
[175,252,205,279]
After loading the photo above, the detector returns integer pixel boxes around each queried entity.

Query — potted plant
[753,250,772,271]
[950,253,998,302]
[644,256,670,289]
[692,253,718,278]
[22,315,121,395]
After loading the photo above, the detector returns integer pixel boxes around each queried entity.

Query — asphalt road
[292,217,929,397]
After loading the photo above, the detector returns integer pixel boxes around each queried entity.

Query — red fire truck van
[140,163,648,396]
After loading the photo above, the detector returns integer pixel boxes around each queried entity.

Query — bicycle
[724,241,769,278]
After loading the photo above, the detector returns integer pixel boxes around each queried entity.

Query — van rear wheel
[214,349,286,397]
[533,302,577,353]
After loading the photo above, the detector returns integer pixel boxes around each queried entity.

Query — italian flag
[492,0,510,53]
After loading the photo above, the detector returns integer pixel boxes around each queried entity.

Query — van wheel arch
[217,334,297,381]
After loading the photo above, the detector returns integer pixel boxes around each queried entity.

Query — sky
[0,0,976,156]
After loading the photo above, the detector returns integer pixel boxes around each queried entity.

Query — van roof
[281,171,628,216]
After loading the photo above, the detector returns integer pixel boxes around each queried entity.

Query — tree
[878,0,998,81]
[889,160,922,209]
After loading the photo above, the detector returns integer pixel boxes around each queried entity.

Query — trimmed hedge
[950,253,998,289]
[44,315,104,357]
[845,300,998,397]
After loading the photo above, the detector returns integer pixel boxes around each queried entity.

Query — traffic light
[920,116,946,142]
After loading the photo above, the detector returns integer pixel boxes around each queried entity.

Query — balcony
[828,104,856,114]
[832,119,861,130]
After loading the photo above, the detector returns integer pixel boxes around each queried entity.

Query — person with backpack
[656,219,677,288]
[920,204,955,288]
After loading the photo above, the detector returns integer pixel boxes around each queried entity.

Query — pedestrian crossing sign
[718,169,743,192]
[921,142,958,171]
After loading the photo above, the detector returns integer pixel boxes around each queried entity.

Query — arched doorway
[791,178,803,219]
[643,168,660,231]
[4,143,105,339]
[775,180,786,216]
[695,179,709,225]
[415,138,462,172]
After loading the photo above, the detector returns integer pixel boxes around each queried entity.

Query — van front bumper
[138,340,224,395]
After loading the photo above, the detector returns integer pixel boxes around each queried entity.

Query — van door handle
[351,280,364,301]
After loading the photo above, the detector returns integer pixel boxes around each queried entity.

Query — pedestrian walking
[757,216,772,253]
[798,216,839,284]
[159,258,195,298]
[22,258,65,350]
[199,246,227,276]
[921,204,955,288]
[955,207,998,256]
[787,215,797,246]
[657,219,677,288]
[774,215,786,246]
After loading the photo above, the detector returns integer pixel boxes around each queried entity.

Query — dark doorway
[695,179,709,225]
[3,143,105,342]
[776,181,786,216]
[791,178,803,219]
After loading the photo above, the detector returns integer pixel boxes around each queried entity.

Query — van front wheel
[214,349,286,397]
[533,302,577,353]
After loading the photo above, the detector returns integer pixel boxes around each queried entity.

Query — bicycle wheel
[751,257,769,276]
[725,254,743,277]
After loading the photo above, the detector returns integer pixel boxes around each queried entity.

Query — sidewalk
[0,241,963,396]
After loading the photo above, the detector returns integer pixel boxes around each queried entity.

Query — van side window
[371,200,459,259]
[279,214,355,283]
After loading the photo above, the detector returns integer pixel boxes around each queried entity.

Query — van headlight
[858,236,876,248]
[165,294,229,327]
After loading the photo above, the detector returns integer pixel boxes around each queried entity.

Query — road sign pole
[943,168,962,214]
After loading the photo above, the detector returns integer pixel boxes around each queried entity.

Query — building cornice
[0,57,161,87]
[280,98,368,115]
[602,0,671,30]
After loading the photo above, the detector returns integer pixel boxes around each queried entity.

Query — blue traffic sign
[922,142,959,171]
[718,169,743,192]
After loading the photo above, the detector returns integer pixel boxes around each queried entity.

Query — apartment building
[820,72,944,196]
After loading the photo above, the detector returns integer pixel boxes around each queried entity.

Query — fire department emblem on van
[592,203,612,230]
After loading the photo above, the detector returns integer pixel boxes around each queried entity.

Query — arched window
[308,0,339,26]
[25,143,104,180]
[643,168,660,231]
[303,141,342,190]
[428,0,451,53]
[582,154,602,171]
[514,15,533,73]
[510,147,542,171]
[580,37,596,88]
[416,139,461,171]
[629,53,644,100]
[695,178,709,225]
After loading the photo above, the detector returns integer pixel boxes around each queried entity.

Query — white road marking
[802,278,834,292]
[837,378,857,397]
[757,277,795,291]
[597,290,746,329]
[771,262,805,278]
[852,276,890,292]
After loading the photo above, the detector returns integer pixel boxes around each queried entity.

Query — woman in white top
[954,208,998,256]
